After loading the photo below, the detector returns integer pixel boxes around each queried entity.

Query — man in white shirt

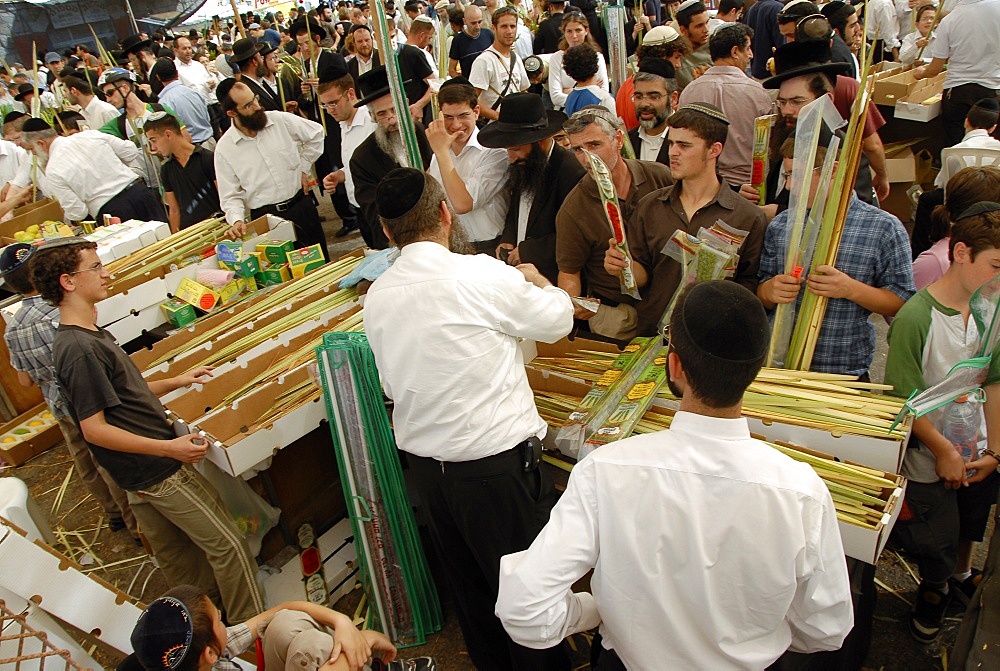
[20,117,164,223]
[426,78,510,253]
[626,59,678,166]
[495,280,854,670]
[912,0,1000,144]
[318,65,377,237]
[866,0,901,62]
[214,79,329,259]
[936,98,1000,188]
[174,36,218,105]
[62,75,120,131]
[469,6,529,120]
[364,166,574,671]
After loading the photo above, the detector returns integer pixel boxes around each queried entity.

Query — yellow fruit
[25,224,39,234]
[14,231,32,242]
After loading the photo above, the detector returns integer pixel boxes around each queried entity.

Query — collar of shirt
[660,178,738,213]
[668,410,753,442]
[702,65,749,79]
[963,129,993,141]
[232,114,276,143]
[343,104,372,131]
[159,80,181,95]
[579,158,646,201]
[454,125,485,156]
[638,125,667,143]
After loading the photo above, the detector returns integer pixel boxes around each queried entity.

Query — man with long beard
[365,167,573,671]
[626,58,679,166]
[349,67,433,249]
[480,92,585,283]
[214,79,329,258]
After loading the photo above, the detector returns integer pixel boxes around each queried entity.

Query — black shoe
[108,516,127,532]
[335,223,358,237]
[948,568,983,605]
[909,581,951,643]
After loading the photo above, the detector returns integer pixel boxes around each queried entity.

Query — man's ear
[59,274,75,295]
[382,222,395,247]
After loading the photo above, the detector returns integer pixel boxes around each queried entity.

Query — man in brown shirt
[606,103,767,336]
[557,107,673,340]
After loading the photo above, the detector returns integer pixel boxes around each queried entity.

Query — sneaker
[948,568,983,605]
[108,516,127,532]
[909,582,951,643]
[371,657,437,671]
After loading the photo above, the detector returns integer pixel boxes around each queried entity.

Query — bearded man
[479,92,585,283]
[214,79,329,258]
[349,66,433,249]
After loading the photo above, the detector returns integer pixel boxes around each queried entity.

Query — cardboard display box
[0,200,64,240]
[884,147,917,184]
[895,73,945,122]
[0,404,61,467]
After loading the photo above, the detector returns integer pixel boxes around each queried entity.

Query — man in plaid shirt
[0,242,137,539]
[756,136,915,378]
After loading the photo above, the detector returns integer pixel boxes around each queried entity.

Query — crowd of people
[2,0,1000,669]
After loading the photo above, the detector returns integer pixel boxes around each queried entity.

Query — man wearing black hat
[365,167,574,671]
[120,34,161,98]
[607,103,766,336]
[349,66,433,248]
[678,22,772,187]
[496,280,853,669]
[214,79,329,257]
[627,59,679,166]
[674,0,712,90]
[532,0,567,55]
[228,38,282,112]
[557,106,672,340]
[479,92,585,283]
[347,25,382,85]
[21,118,164,223]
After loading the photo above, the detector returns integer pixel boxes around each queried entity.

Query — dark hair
[438,81,479,108]
[150,57,179,83]
[709,22,752,62]
[718,0,743,14]
[558,11,601,52]
[217,79,243,113]
[677,4,707,29]
[950,210,1000,262]
[915,3,937,22]
[317,72,355,95]
[825,3,856,36]
[967,100,1000,131]
[778,1,819,24]
[381,176,449,246]
[636,40,689,61]
[348,23,372,37]
[492,6,519,24]
[290,19,329,40]
[668,285,764,407]
[144,111,182,135]
[634,70,678,95]
[933,166,1000,246]
[62,75,93,95]
[667,107,728,147]
[4,261,34,295]
[805,73,834,98]
[55,110,86,133]
[29,241,97,305]
[162,586,221,671]
[563,43,599,83]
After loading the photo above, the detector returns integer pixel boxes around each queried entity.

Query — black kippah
[3,111,25,124]
[376,168,427,220]
[958,201,1000,221]
[22,117,52,132]
[638,57,676,81]
[216,77,238,104]
[319,62,350,83]
[673,281,770,363]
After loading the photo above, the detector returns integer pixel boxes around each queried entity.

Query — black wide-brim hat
[120,33,151,55]
[14,83,33,101]
[478,92,567,148]
[354,66,412,107]
[762,39,851,89]
[228,38,266,66]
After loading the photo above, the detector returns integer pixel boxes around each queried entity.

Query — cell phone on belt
[520,436,543,471]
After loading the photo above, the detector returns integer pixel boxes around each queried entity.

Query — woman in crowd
[547,9,608,111]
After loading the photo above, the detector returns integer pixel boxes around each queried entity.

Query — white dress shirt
[637,126,666,163]
[340,105,377,208]
[547,49,610,110]
[364,241,573,462]
[427,126,510,242]
[898,30,934,66]
[928,0,1000,90]
[866,0,901,50]
[81,95,120,131]
[44,134,140,220]
[214,111,325,225]
[175,58,218,104]
[496,411,854,670]
[935,129,1000,188]
[0,140,30,189]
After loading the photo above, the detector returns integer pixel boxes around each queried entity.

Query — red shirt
[834,75,885,138]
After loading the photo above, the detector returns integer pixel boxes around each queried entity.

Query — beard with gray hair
[374,124,407,167]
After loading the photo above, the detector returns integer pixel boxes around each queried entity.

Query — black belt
[254,189,306,215]
[418,436,542,474]
[592,293,620,308]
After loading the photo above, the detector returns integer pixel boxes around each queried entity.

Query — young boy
[757,136,915,377]
[885,202,1000,643]
[1,242,138,541]
[562,43,617,116]
[29,237,266,624]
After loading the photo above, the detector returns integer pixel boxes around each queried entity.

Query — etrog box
[161,298,197,327]
[286,245,326,279]
[220,255,261,279]
[257,239,295,265]
[257,264,292,286]
[174,277,220,312]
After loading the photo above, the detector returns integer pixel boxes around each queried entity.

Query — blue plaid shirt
[759,194,915,375]
[3,296,69,418]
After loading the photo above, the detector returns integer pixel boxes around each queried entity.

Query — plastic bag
[196,459,281,557]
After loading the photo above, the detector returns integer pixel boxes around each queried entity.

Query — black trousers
[251,191,329,262]
[97,182,166,223]
[406,447,570,671]
[943,83,1000,146]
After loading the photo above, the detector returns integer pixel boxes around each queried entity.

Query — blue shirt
[758,194,916,375]
[564,88,601,116]
[262,29,282,49]
[746,0,785,79]
[3,296,68,418]
[157,80,213,144]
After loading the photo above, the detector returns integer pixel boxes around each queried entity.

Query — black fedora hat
[762,39,851,89]
[120,33,151,55]
[354,66,411,107]
[13,83,34,101]
[228,38,266,66]
[478,92,566,148]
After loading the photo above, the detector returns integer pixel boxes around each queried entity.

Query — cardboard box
[222,255,262,279]
[175,277,220,311]
[873,69,922,106]
[0,200,64,240]
[894,72,946,122]
[0,404,61,467]
[258,239,295,265]
[258,264,292,286]
[884,147,917,183]
[287,245,326,279]
[162,298,197,328]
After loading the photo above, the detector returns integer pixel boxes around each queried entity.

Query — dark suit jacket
[242,76,282,112]
[501,143,586,284]
[350,123,433,249]
[627,127,669,167]
[348,51,383,89]
[533,15,565,54]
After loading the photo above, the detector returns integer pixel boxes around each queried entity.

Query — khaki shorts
[588,303,638,341]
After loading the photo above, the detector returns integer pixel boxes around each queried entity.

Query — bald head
[463,6,484,36]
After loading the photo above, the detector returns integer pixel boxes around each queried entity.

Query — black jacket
[242,76,282,112]
[627,127,669,167]
[533,15,565,54]
[501,143,586,283]
[348,51,383,89]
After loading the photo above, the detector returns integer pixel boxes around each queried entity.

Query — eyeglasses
[238,94,261,112]
[632,91,665,102]
[67,261,104,275]
[780,165,822,183]
[321,93,347,111]
[775,96,813,109]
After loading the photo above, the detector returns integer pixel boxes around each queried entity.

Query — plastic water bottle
[940,395,979,477]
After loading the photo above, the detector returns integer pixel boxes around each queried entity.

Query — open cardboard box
[895,73,945,122]
[873,68,923,106]
[0,404,61,467]
[262,518,359,608]
[0,200,64,239]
